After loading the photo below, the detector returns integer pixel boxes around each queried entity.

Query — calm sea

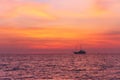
[0,54,120,80]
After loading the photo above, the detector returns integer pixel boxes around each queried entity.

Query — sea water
[0,54,120,80]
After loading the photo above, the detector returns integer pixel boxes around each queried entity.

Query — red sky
[0,0,120,54]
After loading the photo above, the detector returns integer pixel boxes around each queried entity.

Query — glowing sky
[0,0,120,54]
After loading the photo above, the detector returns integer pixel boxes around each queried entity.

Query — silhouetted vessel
[74,50,86,54]
[73,44,86,54]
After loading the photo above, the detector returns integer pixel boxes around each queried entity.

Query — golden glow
[0,27,119,51]
[17,5,55,20]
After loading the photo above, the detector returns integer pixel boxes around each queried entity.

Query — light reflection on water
[0,54,120,80]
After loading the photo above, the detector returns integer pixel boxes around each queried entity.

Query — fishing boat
[73,45,86,54]
[74,50,86,54]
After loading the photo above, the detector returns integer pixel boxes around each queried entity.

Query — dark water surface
[0,54,120,80]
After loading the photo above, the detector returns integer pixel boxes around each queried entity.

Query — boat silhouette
[73,45,86,54]
[74,50,86,54]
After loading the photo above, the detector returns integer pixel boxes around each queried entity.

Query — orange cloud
[17,3,55,20]
[0,2,55,20]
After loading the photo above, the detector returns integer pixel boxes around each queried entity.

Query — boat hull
[74,52,86,54]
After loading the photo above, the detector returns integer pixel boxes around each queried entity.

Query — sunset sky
[0,0,120,54]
